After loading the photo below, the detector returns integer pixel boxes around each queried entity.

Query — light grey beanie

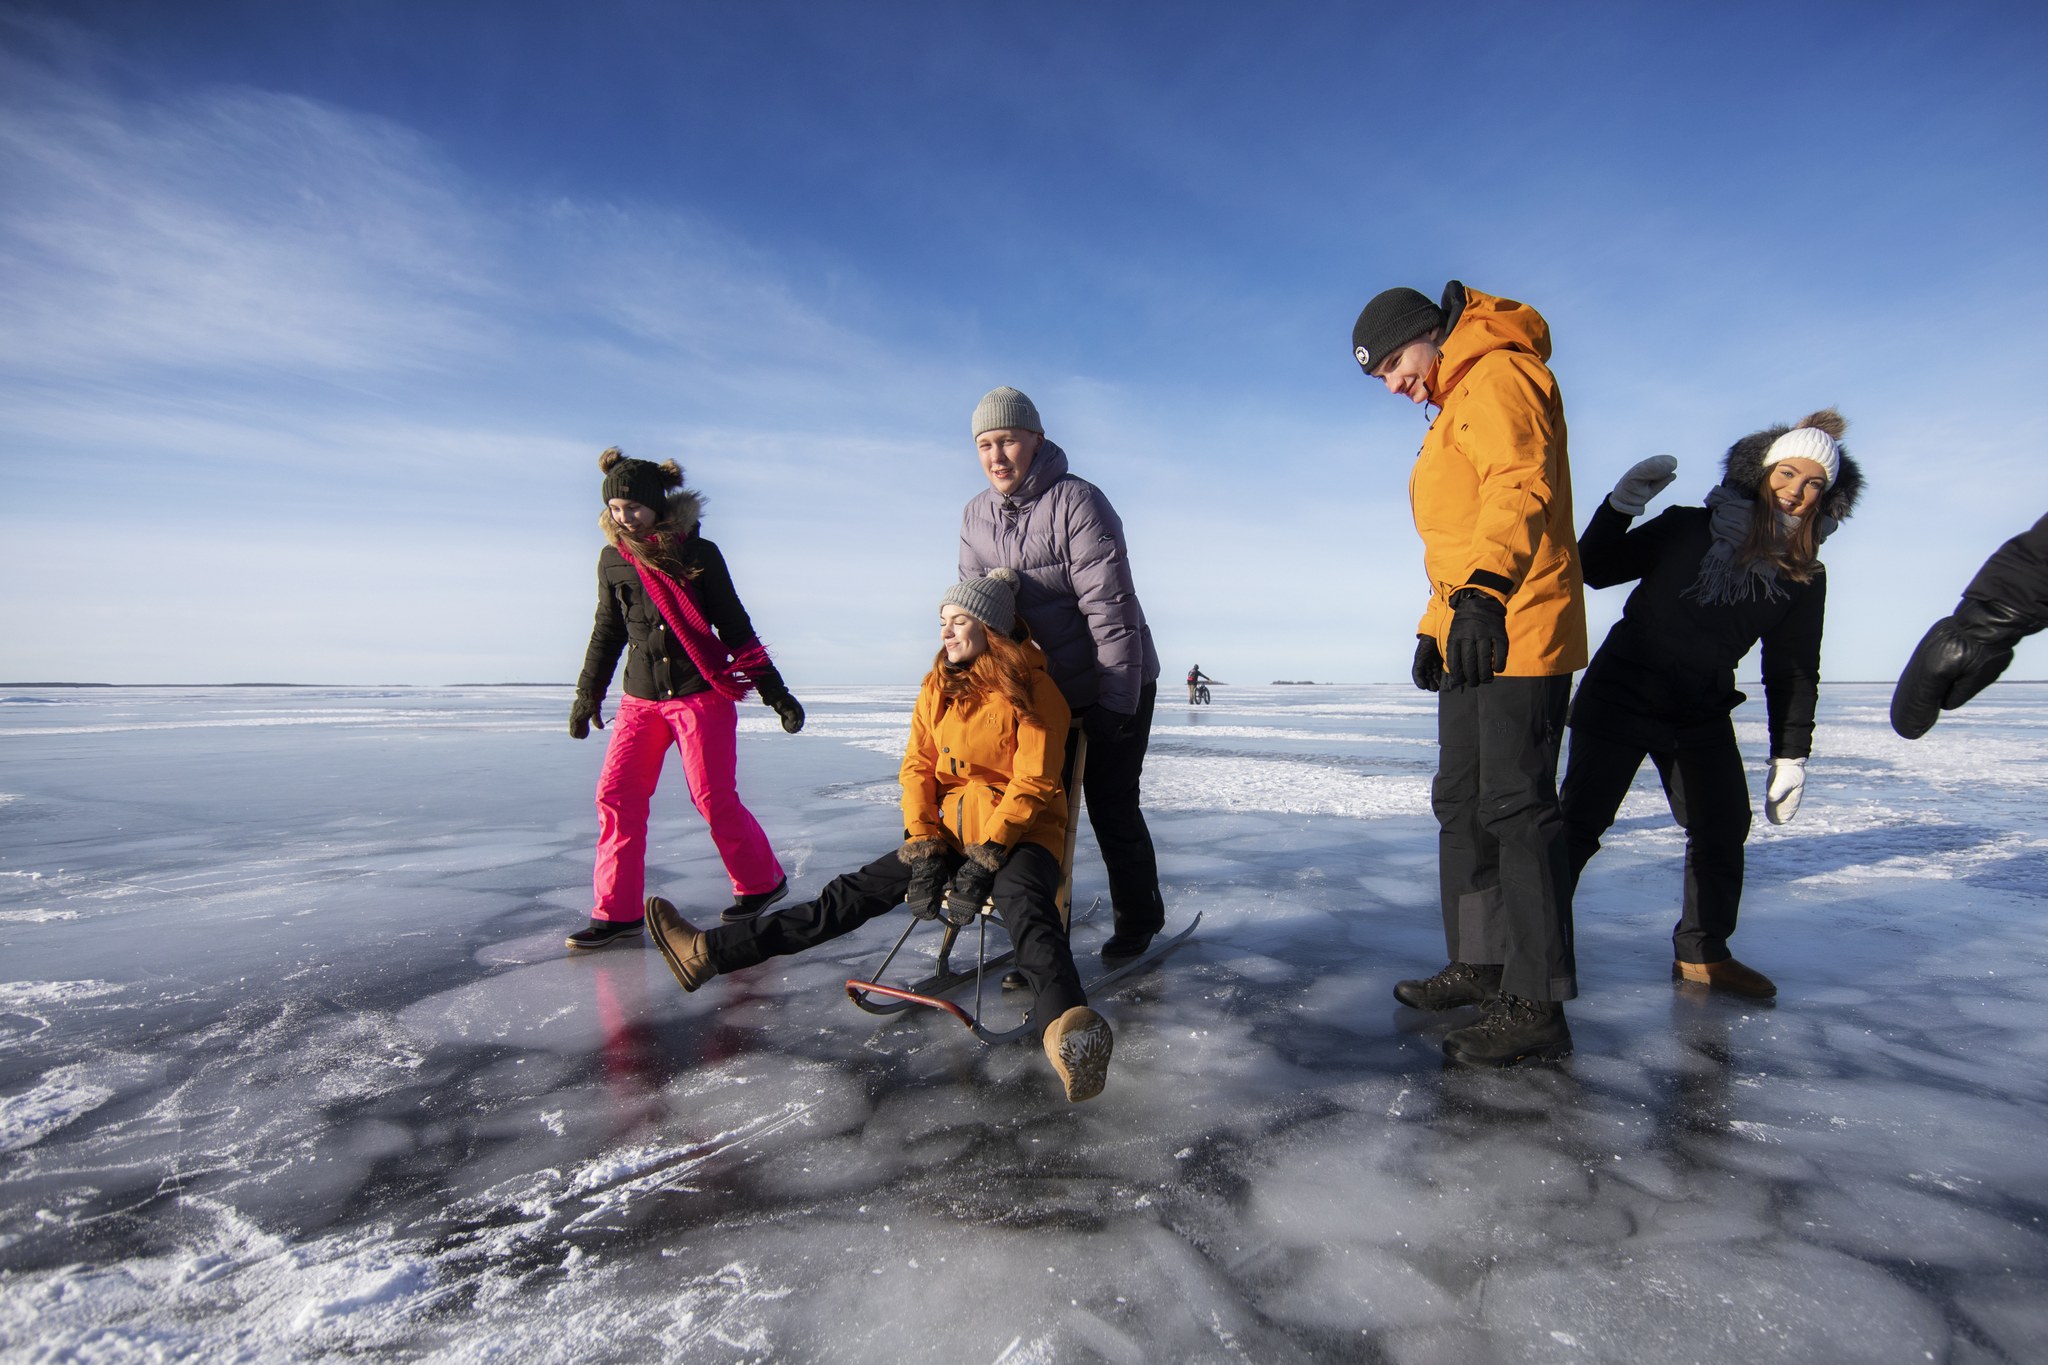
[941,567,1021,636]
[971,386,1043,438]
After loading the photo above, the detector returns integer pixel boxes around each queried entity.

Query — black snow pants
[1559,721,1752,966]
[1433,674,1577,1002]
[1067,680,1165,939]
[705,841,1087,1034]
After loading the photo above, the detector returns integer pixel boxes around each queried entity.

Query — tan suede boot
[1673,957,1776,999]
[646,896,718,992]
[1042,1006,1113,1103]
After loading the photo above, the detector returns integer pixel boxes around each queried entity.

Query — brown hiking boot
[1042,1006,1113,1103]
[1674,957,1776,999]
[646,896,718,992]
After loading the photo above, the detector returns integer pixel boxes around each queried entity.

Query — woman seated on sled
[644,567,1115,1103]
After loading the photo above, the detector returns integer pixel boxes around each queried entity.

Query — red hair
[926,626,1039,725]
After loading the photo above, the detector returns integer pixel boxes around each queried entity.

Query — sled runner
[845,731,1201,1043]
[844,909,1202,1044]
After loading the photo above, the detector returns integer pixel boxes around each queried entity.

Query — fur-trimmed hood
[1720,408,1863,521]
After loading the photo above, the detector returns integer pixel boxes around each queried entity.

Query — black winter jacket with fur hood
[575,489,775,705]
[1569,414,1862,759]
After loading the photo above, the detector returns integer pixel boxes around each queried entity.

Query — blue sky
[2,1,2045,687]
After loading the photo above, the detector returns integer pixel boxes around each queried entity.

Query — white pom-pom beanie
[1762,425,1840,488]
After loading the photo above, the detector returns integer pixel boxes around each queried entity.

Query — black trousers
[1068,681,1165,938]
[1559,721,1751,965]
[1433,674,1577,1002]
[705,841,1086,1033]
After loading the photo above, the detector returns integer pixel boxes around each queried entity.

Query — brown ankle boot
[646,896,718,992]
[1673,957,1776,999]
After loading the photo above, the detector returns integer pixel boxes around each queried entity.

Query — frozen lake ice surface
[2,681,2045,1363]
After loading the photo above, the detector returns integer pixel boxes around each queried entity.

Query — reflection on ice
[1,683,2045,1361]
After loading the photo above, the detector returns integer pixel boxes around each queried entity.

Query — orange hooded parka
[899,640,1072,859]
[1409,283,1588,677]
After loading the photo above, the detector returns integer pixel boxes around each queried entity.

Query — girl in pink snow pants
[564,448,807,950]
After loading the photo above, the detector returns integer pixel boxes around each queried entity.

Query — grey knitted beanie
[942,567,1021,636]
[971,387,1043,438]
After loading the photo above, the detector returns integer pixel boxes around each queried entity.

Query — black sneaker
[565,918,644,950]
[1441,993,1572,1067]
[1100,931,1154,967]
[720,877,789,924]
[1393,961,1502,1010]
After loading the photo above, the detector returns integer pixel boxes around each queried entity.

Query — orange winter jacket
[900,643,1071,859]
[1409,284,1588,677]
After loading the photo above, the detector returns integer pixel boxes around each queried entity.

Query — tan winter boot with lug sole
[646,896,719,992]
[1673,958,1776,999]
[1042,1006,1113,1103]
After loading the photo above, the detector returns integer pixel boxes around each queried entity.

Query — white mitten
[1608,454,1680,516]
[1764,757,1807,825]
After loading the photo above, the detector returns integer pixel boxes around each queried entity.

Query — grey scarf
[1681,484,1837,607]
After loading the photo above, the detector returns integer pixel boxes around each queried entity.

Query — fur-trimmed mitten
[941,841,1009,926]
[898,837,962,920]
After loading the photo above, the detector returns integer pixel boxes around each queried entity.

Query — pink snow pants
[590,692,784,922]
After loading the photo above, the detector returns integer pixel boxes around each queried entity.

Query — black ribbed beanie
[599,448,677,510]
[1351,287,1445,374]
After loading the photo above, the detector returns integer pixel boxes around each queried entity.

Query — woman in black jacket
[1561,411,1863,998]
[564,449,806,951]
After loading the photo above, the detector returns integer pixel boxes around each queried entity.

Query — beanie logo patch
[1355,346,1371,368]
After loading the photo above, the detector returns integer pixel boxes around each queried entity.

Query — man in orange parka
[1352,280,1588,1066]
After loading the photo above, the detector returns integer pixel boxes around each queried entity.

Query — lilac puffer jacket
[958,439,1160,714]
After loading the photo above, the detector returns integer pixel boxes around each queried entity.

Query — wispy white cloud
[0,66,498,385]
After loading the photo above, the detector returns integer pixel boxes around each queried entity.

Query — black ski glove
[1083,704,1138,744]
[898,838,963,921]
[754,670,805,734]
[941,841,1009,926]
[569,694,605,739]
[1443,589,1509,689]
[1411,635,1444,692]
[1891,597,2037,738]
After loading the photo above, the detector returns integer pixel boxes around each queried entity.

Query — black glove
[1443,589,1509,689]
[898,839,962,921]
[1411,635,1444,692]
[1083,704,1137,744]
[941,842,1008,926]
[1891,597,2035,738]
[755,673,805,734]
[569,694,605,739]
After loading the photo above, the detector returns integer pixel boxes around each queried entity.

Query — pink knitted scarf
[619,537,774,702]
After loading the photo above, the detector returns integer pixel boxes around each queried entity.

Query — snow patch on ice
[0,978,121,1010]
[1145,755,1429,818]
[1156,724,1433,746]
[0,1064,117,1151]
